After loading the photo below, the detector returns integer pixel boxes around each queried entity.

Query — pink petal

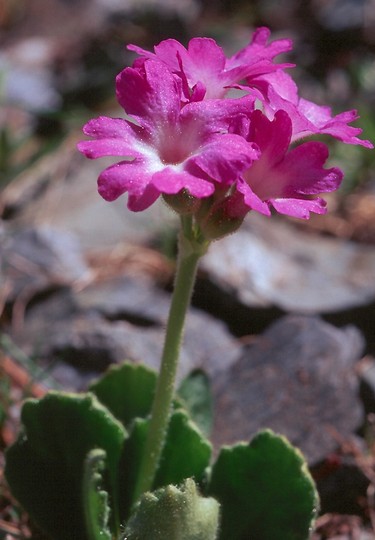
[129,32,294,101]
[98,160,156,203]
[270,197,327,219]
[82,116,136,138]
[281,142,343,195]
[78,117,143,159]
[254,70,299,106]
[190,81,207,101]
[77,140,137,160]
[151,168,215,198]
[298,99,332,124]
[258,83,308,134]
[238,111,342,216]
[228,114,251,139]
[249,110,292,165]
[127,43,158,61]
[131,38,227,99]
[236,178,271,216]
[144,39,187,71]
[116,61,181,130]
[127,184,160,211]
[251,78,373,148]
[228,27,293,67]
[187,38,226,74]
[189,133,259,184]
[297,99,374,147]
[181,94,255,134]
[222,60,294,92]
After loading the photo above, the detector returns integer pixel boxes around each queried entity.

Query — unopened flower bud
[198,191,248,241]
[122,478,220,540]
[163,190,201,215]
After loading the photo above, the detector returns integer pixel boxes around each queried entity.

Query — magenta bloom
[128,27,293,101]
[233,110,344,219]
[128,30,372,148]
[252,71,374,147]
[78,60,258,211]
[78,28,372,224]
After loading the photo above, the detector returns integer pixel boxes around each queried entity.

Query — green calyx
[122,478,220,540]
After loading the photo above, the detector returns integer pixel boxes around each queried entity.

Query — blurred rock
[0,38,62,111]
[313,0,366,31]
[9,276,240,389]
[211,315,364,465]
[202,213,375,314]
[30,156,178,250]
[1,225,90,302]
[76,275,174,324]
[76,275,241,377]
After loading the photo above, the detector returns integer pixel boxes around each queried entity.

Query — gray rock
[38,314,165,372]
[76,275,172,323]
[1,225,91,302]
[211,315,365,465]
[11,276,240,388]
[0,38,61,111]
[202,213,375,314]
[315,0,365,31]
[18,155,179,251]
[76,275,241,376]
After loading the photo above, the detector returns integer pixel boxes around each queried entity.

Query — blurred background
[1,1,375,538]
[0,0,374,209]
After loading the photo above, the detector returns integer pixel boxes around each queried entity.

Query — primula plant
[5,28,373,540]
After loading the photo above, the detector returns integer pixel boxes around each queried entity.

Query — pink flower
[128,27,293,101]
[128,29,372,150]
[295,99,374,147]
[251,71,374,147]
[232,110,344,219]
[77,60,259,211]
[78,28,372,226]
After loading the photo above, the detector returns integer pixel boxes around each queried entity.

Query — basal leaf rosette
[5,392,127,540]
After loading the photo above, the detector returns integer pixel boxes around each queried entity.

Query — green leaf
[5,391,127,540]
[89,362,158,428]
[178,369,213,437]
[155,409,212,488]
[119,409,212,519]
[82,449,111,540]
[90,362,185,430]
[207,429,319,540]
[122,478,220,540]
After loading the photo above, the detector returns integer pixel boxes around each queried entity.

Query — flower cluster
[78,28,372,233]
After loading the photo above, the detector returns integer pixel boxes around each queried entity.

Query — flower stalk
[133,217,208,502]
[77,23,373,511]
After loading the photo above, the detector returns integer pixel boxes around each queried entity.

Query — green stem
[133,219,205,502]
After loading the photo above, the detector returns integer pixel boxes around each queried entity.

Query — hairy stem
[133,218,205,501]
